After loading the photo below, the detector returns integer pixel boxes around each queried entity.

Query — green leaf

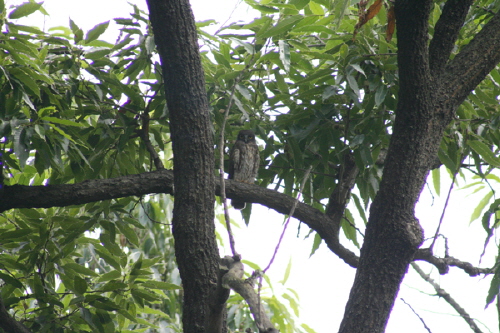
[85,21,110,44]
[0,228,32,241]
[346,73,360,98]
[100,281,127,292]
[95,248,122,271]
[333,0,350,27]
[468,140,500,168]
[309,1,324,15]
[41,116,86,127]
[97,270,122,283]
[352,193,367,224]
[9,1,41,19]
[73,276,88,295]
[131,288,161,302]
[374,84,387,106]
[486,251,500,308]
[85,47,113,60]
[279,258,292,285]
[431,167,440,196]
[9,67,40,96]
[141,281,181,290]
[279,40,290,72]
[470,191,493,223]
[258,15,303,39]
[48,124,77,143]
[438,147,457,172]
[64,263,99,277]
[118,309,138,322]
[309,232,322,257]
[115,220,139,247]
[0,272,24,289]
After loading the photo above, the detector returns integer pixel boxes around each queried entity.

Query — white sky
[9,0,499,332]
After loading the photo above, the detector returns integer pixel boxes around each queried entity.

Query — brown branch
[414,248,492,276]
[220,257,278,333]
[325,153,359,237]
[429,0,474,75]
[411,263,484,333]
[0,296,32,333]
[443,10,500,112]
[1,170,494,276]
[0,170,174,212]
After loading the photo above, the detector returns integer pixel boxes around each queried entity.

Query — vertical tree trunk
[146,1,219,332]
[339,1,443,331]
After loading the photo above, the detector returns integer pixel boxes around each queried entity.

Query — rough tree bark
[339,1,500,332]
[145,1,220,332]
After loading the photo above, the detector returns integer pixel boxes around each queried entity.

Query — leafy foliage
[2,0,500,331]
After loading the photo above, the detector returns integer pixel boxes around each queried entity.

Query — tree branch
[429,0,474,75]
[0,296,32,333]
[2,171,495,278]
[414,248,492,276]
[395,0,434,97]
[442,10,500,111]
[220,256,278,333]
[411,263,484,333]
[0,170,174,213]
[325,153,359,237]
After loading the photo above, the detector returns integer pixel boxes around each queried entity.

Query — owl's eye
[249,136,254,139]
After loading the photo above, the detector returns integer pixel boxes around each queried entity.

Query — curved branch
[0,296,32,333]
[414,248,492,276]
[443,10,500,110]
[0,170,174,213]
[1,171,494,276]
[429,0,474,75]
[325,153,359,237]
[411,263,484,333]
[221,177,360,268]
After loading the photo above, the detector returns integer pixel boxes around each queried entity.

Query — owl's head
[237,130,256,143]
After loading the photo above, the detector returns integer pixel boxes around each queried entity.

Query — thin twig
[400,298,432,333]
[218,84,241,257]
[400,297,432,333]
[412,263,484,333]
[140,88,164,170]
[218,50,255,257]
[429,167,458,252]
[263,165,313,273]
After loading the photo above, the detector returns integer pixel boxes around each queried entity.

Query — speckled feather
[228,130,259,209]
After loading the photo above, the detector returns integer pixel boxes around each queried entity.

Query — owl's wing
[251,144,260,179]
[228,141,243,179]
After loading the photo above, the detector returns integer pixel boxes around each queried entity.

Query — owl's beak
[243,135,249,143]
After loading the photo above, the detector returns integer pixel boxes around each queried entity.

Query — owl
[228,130,260,210]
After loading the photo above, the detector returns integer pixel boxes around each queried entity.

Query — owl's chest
[234,146,258,180]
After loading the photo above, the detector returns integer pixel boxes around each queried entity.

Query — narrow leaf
[258,15,303,39]
[9,2,41,19]
[279,40,290,72]
[431,167,440,196]
[41,116,86,127]
[85,21,110,44]
[470,191,493,223]
[468,140,500,168]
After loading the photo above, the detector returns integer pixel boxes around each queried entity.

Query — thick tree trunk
[146,1,219,332]
[339,1,500,332]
